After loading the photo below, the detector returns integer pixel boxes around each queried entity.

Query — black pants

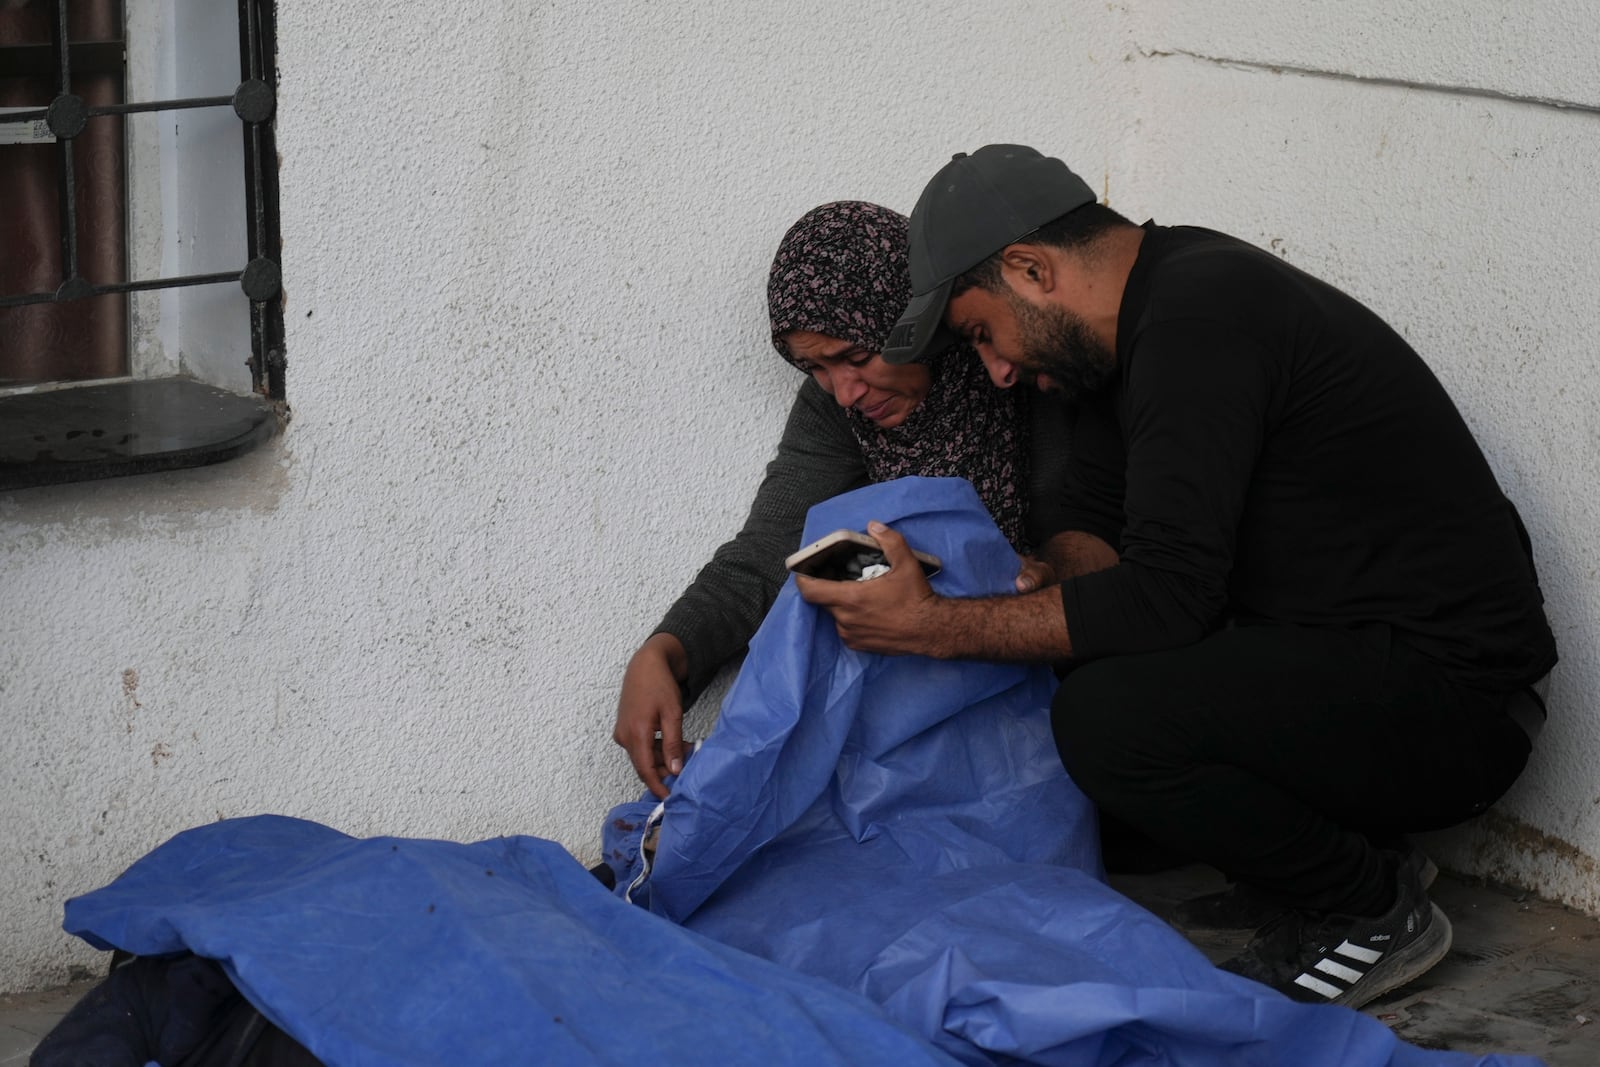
[1052,623,1532,916]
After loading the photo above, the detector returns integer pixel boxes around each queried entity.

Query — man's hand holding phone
[798,521,1076,664]
[794,521,947,657]
[785,527,941,582]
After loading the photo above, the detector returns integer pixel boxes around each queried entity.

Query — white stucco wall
[0,1,1136,992]
[2,0,1596,995]
[1116,1,1600,912]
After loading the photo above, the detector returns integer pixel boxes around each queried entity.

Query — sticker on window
[0,108,56,145]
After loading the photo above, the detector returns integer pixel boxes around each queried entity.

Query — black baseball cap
[882,145,1097,364]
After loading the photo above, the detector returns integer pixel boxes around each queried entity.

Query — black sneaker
[1179,844,1437,931]
[1219,858,1451,1009]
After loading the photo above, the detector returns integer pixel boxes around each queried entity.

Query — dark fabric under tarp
[54,478,1543,1066]
[31,952,321,1067]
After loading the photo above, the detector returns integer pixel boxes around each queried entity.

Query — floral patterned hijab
[767,201,1030,549]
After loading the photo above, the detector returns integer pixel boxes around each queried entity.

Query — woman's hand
[613,632,689,799]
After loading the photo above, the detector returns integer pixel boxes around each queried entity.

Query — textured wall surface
[1117,2,1600,914]
[0,1,1134,992]
[3,0,1596,995]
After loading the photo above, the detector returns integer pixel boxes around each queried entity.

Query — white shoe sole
[1335,901,1452,1009]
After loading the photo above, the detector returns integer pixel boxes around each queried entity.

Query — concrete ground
[4,865,1598,1065]
[1111,864,1600,1066]
[0,981,95,1067]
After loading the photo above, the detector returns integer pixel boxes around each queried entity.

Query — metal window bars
[0,0,283,401]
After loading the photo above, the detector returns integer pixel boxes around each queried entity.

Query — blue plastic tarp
[62,816,961,1066]
[608,477,1545,1067]
[58,477,1545,1066]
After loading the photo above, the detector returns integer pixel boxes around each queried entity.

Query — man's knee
[1050,656,1168,799]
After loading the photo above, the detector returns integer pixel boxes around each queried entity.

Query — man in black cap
[796,144,1556,1009]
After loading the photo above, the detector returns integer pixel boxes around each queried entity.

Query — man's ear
[999,244,1055,296]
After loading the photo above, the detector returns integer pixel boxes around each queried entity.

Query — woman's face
[781,330,933,429]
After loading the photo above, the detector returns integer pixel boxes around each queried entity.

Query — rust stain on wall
[121,667,141,734]
[1471,809,1599,883]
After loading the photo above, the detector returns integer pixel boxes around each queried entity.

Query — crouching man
[798,144,1556,1009]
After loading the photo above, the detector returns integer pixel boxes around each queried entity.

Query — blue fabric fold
[58,477,1544,1067]
[619,476,1544,1067]
[62,815,959,1066]
[633,477,1099,922]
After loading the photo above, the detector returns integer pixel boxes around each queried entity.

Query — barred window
[0,0,282,490]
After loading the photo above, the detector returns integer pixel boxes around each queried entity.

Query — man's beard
[1007,290,1117,400]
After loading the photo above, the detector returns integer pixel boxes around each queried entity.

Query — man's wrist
[919,596,956,660]
[926,587,1072,664]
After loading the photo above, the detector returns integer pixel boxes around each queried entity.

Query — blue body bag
[59,479,1541,1066]
[609,477,1542,1067]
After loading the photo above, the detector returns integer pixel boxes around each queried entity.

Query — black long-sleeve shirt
[1056,224,1556,690]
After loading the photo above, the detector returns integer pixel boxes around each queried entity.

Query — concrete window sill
[0,377,281,491]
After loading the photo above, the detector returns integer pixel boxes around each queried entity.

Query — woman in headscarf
[613,201,1070,797]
